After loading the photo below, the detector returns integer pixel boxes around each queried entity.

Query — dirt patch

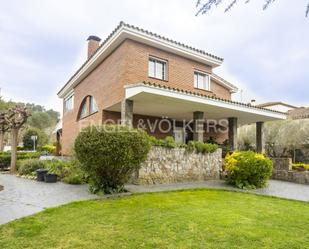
[0,185,3,191]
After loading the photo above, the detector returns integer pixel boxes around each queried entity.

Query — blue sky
[0,0,308,114]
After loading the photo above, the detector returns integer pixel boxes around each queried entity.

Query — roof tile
[138,81,285,115]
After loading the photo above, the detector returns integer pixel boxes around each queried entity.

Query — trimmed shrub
[17,159,45,176]
[0,154,11,169]
[40,145,56,155]
[292,163,309,171]
[17,146,25,151]
[0,152,41,170]
[225,151,273,189]
[74,125,151,194]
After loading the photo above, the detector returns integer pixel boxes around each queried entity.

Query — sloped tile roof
[58,21,224,95]
[134,81,286,115]
[121,22,223,61]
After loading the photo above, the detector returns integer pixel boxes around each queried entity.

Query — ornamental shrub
[203,143,219,153]
[186,141,218,154]
[45,160,86,184]
[162,136,177,148]
[149,136,176,148]
[74,125,151,194]
[225,151,273,189]
[16,158,86,184]
[40,145,56,155]
[17,159,45,176]
[291,163,309,171]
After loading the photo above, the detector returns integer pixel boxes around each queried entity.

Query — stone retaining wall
[271,158,309,185]
[135,147,222,184]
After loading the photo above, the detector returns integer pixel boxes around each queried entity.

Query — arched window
[77,95,99,120]
[89,96,98,114]
[79,99,88,119]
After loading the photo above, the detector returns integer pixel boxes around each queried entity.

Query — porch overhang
[106,82,287,126]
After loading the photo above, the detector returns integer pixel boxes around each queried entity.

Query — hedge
[0,152,41,169]
[291,163,309,171]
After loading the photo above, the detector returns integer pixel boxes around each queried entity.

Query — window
[79,100,88,118]
[194,71,210,91]
[64,95,73,113]
[148,58,167,80]
[89,96,98,114]
[77,95,99,120]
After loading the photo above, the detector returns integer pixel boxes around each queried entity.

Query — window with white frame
[148,57,167,80]
[64,95,74,113]
[89,96,98,114]
[194,71,210,91]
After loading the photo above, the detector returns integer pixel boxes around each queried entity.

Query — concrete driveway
[0,173,97,225]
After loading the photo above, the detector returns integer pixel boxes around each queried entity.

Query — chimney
[250,99,256,106]
[87,35,101,59]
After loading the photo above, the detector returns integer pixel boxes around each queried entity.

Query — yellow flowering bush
[225,151,273,189]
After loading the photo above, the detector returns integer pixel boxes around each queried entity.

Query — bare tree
[5,106,31,173]
[196,0,309,17]
[0,113,9,151]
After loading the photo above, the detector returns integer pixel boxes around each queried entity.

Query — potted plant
[36,168,48,181]
[44,173,58,183]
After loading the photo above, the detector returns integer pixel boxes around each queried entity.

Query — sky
[0,0,308,114]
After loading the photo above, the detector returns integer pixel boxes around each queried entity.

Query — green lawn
[1,190,308,249]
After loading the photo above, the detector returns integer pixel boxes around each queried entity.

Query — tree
[0,113,9,151]
[22,128,48,150]
[237,119,309,161]
[196,0,309,18]
[5,106,31,173]
[27,112,52,130]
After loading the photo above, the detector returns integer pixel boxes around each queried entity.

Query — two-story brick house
[58,22,286,155]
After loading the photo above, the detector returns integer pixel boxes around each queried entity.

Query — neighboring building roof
[288,107,309,120]
[58,21,231,98]
[126,81,286,115]
[257,102,298,109]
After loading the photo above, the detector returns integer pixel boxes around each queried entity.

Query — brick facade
[61,39,231,155]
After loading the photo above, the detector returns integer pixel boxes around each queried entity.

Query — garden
[1,122,308,248]
[0,189,308,249]
[0,121,274,192]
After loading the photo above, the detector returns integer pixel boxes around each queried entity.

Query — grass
[0,189,308,249]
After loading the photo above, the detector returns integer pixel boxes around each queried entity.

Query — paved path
[1,174,308,225]
[126,179,309,202]
[0,173,97,225]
